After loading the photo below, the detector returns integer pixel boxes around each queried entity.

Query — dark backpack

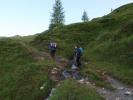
[76,48,83,56]
[50,43,56,51]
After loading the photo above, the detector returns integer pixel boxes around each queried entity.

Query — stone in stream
[62,70,71,79]
[117,87,124,90]
[71,64,78,70]
[124,91,132,95]
[116,97,120,100]
[72,70,81,80]
[62,68,81,80]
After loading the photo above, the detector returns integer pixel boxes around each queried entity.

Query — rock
[118,87,124,90]
[78,78,85,84]
[51,70,57,74]
[102,90,107,94]
[72,70,80,80]
[116,97,120,100]
[40,86,44,90]
[62,71,71,79]
[40,83,46,90]
[51,68,58,74]
[53,67,58,70]
[71,64,78,70]
[124,91,132,95]
[86,81,90,84]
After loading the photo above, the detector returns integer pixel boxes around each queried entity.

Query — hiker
[75,45,83,67]
[49,42,57,59]
[73,46,77,60]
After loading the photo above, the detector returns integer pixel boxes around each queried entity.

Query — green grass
[1,3,133,100]
[11,35,37,44]
[82,61,133,86]
[49,79,104,100]
[32,3,133,86]
[81,66,113,90]
[0,38,56,100]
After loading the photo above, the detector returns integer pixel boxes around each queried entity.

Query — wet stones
[50,67,60,82]
[124,91,133,96]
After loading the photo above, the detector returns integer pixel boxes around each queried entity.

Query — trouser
[76,56,81,67]
[50,50,56,59]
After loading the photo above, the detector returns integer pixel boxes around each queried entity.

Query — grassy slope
[84,3,133,85]
[50,79,104,100]
[1,3,132,100]
[32,3,133,85]
[0,38,55,100]
[0,38,104,100]
[10,35,37,44]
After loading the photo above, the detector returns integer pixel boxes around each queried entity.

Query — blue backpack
[79,47,83,56]
[77,47,83,56]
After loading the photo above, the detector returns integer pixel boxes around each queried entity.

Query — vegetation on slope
[0,38,55,100]
[32,3,133,85]
[49,79,104,100]
[0,3,132,100]
[10,35,37,44]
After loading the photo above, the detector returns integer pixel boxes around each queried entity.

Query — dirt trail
[93,75,133,100]
[37,52,69,82]
[77,76,133,100]
[49,56,69,82]
[37,52,133,100]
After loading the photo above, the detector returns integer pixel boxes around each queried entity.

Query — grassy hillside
[0,38,105,99]
[0,38,55,100]
[11,35,37,44]
[49,80,104,100]
[32,3,133,85]
[1,3,132,100]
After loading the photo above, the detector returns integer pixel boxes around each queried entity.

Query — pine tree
[49,0,65,29]
[82,11,89,22]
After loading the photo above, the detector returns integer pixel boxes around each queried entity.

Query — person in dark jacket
[49,42,57,59]
[75,45,83,67]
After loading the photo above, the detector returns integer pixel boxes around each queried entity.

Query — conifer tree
[49,0,65,29]
[82,10,89,22]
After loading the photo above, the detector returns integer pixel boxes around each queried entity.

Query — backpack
[50,43,57,51]
[79,47,83,55]
[76,47,83,56]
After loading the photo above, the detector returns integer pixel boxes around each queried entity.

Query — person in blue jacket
[75,45,83,67]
